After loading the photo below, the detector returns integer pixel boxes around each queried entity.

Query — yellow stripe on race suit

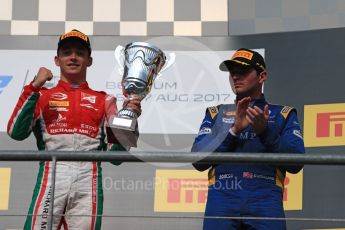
[0,168,11,210]
[208,168,216,186]
[208,106,219,119]
[280,106,293,119]
[275,168,285,189]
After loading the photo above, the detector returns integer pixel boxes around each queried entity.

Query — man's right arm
[191,106,237,171]
[7,67,52,140]
[7,83,40,140]
[191,108,215,171]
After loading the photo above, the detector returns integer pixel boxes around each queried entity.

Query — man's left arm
[102,95,127,166]
[259,108,305,174]
[104,94,142,164]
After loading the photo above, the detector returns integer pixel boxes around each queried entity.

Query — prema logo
[0,75,13,94]
[154,170,303,212]
[304,104,345,147]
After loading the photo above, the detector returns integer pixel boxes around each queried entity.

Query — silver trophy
[107,42,175,147]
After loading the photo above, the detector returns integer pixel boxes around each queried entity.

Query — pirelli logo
[154,170,302,212]
[154,170,208,212]
[304,103,345,147]
[305,228,345,230]
[283,171,303,211]
[0,168,11,210]
[61,31,88,42]
[317,112,345,137]
[49,100,69,107]
[231,50,253,60]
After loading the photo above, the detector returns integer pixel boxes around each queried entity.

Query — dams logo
[154,170,303,212]
[0,76,13,94]
[304,104,345,147]
[0,168,11,210]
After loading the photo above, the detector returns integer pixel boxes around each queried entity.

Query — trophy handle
[114,45,125,75]
[156,52,175,80]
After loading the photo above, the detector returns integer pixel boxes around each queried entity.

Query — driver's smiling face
[55,40,92,79]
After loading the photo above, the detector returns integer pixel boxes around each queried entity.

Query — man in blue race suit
[191,48,305,230]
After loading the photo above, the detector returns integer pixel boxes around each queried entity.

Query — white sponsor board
[0,49,264,134]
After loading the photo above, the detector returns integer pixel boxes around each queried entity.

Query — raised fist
[32,67,53,89]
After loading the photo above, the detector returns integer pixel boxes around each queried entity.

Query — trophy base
[107,116,139,147]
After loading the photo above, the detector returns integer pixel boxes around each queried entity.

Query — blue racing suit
[191,96,305,230]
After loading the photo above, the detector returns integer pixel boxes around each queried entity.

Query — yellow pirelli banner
[305,228,345,230]
[154,170,208,212]
[0,168,11,210]
[304,103,345,147]
[154,169,303,212]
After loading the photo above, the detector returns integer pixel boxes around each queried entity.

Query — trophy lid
[125,42,166,60]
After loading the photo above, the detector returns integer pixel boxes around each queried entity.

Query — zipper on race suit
[72,87,82,149]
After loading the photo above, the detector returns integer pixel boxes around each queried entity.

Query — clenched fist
[32,67,53,89]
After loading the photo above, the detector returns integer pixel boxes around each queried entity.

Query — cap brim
[219,60,249,72]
